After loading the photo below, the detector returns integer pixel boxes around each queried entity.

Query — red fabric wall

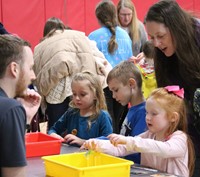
[0,0,200,49]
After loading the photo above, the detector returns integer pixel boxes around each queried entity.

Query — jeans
[46,96,71,130]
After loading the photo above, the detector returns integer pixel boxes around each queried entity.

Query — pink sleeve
[125,131,188,158]
[91,139,131,157]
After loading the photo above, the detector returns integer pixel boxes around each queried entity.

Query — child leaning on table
[82,86,195,177]
[107,60,147,164]
[48,72,113,146]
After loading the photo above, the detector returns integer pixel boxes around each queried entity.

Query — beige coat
[33,30,112,104]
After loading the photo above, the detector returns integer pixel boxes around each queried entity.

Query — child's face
[71,80,96,113]
[145,97,170,139]
[108,78,131,106]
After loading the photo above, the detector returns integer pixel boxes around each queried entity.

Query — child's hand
[81,139,120,156]
[136,52,144,60]
[81,139,99,151]
[108,134,127,146]
[64,134,85,146]
[128,52,144,64]
[50,133,65,141]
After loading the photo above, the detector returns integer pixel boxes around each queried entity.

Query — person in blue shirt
[106,60,147,164]
[88,0,133,68]
[88,0,133,134]
[48,72,112,147]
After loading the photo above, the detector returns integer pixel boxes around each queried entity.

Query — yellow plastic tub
[42,152,133,177]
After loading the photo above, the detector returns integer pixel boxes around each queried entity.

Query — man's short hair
[0,34,31,78]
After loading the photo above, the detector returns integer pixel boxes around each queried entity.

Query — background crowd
[0,0,200,177]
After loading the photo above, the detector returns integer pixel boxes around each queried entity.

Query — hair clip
[165,85,184,99]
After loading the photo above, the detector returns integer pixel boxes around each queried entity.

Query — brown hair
[145,0,200,100]
[0,35,30,78]
[95,0,118,54]
[43,17,66,38]
[142,40,155,59]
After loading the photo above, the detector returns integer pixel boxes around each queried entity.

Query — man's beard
[15,70,27,97]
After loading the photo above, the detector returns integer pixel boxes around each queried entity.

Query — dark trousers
[193,156,200,177]
[188,118,200,177]
[46,96,71,130]
[104,87,128,133]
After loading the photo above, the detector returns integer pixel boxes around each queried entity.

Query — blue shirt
[88,26,133,67]
[120,102,147,164]
[120,102,146,136]
[48,108,113,145]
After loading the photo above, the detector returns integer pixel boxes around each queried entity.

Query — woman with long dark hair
[145,1,200,176]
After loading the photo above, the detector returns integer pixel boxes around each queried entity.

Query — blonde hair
[117,0,140,44]
[149,87,195,176]
[70,72,107,125]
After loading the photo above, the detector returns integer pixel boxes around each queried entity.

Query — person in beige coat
[33,17,112,130]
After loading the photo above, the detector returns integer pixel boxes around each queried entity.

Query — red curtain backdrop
[0,0,200,49]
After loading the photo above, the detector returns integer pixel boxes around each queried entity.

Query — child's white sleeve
[125,131,187,158]
[92,139,133,157]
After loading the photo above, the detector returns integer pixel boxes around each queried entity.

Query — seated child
[82,86,195,177]
[48,72,113,146]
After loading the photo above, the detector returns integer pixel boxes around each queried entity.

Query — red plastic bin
[25,132,62,158]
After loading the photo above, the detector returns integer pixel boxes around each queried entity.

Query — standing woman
[33,17,110,131]
[117,0,148,57]
[145,0,200,176]
[88,0,133,133]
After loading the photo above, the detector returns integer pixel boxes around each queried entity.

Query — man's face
[16,46,36,97]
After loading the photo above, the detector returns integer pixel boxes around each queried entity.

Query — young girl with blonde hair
[49,72,112,146]
[83,86,195,177]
